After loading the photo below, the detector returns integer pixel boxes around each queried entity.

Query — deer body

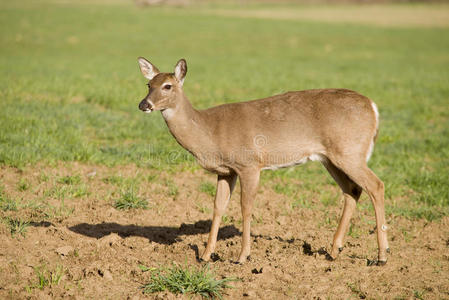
[137,57,389,265]
[166,89,376,174]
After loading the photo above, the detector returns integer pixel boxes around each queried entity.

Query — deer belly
[262,153,325,170]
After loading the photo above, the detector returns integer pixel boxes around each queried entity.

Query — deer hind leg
[201,173,237,262]
[330,157,389,264]
[236,169,260,264]
[322,159,362,260]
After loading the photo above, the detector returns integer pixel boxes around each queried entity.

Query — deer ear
[174,59,187,86]
[138,57,159,80]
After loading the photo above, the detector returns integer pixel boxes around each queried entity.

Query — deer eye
[163,84,172,90]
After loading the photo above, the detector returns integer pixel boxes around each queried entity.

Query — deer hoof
[325,253,336,261]
[327,247,341,261]
[377,260,387,266]
[235,254,250,264]
[199,254,211,262]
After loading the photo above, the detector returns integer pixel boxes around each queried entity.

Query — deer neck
[161,94,212,156]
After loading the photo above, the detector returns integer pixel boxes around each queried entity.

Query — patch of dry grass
[203,5,449,28]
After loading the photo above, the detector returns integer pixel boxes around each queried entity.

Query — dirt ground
[0,163,448,299]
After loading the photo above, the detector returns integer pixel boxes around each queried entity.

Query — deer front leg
[201,173,237,262]
[237,170,260,264]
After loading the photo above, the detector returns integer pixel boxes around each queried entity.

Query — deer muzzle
[139,99,153,113]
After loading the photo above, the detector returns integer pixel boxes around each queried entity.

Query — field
[1,0,449,298]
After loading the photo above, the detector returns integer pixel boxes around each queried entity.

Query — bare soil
[0,163,448,299]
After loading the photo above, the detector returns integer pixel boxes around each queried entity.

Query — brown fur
[137,57,389,264]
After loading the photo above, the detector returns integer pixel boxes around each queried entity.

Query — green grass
[291,196,312,209]
[114,187,148,210]
[46,199,75,220]
[199,181,216,197]
[142,263,235,299]
[27,264,65,291]
[164,179,179,198]
[348,223,361,239]
[103,175,128,186]
[17,178,31,192]
[0,1,448,219]
[273,182,298,198]
[5,217,30,238]
[319,190,339,207]
[39,174,91,200]
[221,214,233,225]
[347,282,367,299]
[196,202,211,214]
[44,184,90,200]
[0,188,19,211]
[57,174,82,185]
[413,290,425,300]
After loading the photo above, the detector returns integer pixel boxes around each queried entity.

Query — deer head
[137,57,187,113]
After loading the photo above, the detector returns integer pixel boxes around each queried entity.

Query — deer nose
[139,99,152,112]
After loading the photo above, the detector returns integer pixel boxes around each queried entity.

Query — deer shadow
[68,219,240,245]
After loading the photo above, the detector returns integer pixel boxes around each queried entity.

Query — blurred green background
[0,0,448,219]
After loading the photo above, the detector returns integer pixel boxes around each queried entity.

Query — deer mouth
[139,99,154,113]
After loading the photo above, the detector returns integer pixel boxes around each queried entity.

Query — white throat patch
[162,108,176,120]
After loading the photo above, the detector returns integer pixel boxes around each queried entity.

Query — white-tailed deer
[137,57,389,265]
